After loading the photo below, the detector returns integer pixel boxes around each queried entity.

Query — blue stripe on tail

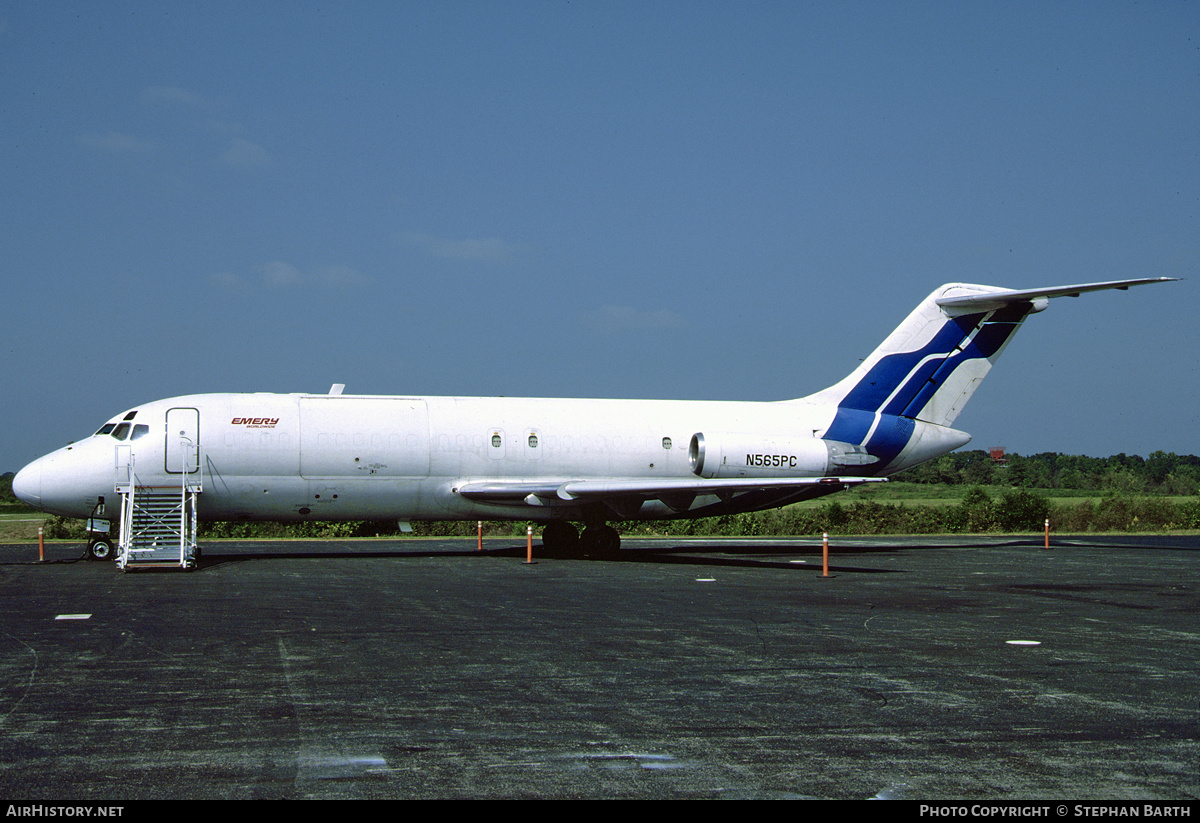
[833,313,983,415]
[895,312,1026,418]
[823,303,1032,467]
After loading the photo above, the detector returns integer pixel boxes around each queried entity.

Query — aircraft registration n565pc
[12,279,1175,563]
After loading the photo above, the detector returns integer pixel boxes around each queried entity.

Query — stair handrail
[117,452,135,570]
[178,436,195,564]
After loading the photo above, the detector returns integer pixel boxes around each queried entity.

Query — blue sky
[2,1,1196,473]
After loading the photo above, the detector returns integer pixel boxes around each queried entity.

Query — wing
[457,475,885,514]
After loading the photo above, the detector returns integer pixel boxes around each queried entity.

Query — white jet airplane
[12,278,1174,562]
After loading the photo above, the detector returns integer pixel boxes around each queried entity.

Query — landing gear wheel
[541,522,579,556]
[88,539,114,561]
[580,525,621,558]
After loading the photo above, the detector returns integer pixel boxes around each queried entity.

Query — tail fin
[804,278,1175,467]
[810,283,1033,429]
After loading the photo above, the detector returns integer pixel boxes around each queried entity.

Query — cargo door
[300,397,430,479]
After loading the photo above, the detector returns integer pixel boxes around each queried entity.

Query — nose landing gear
[87,538,114,561]
[85,501,114,561]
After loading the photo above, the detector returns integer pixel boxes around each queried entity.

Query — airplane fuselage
[17,391,956,525]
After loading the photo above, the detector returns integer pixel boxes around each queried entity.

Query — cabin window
[662,437,672,450]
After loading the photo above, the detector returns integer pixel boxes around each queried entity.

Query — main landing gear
[541,521,621,559]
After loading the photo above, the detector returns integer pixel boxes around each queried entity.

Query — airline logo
[232,417,279,428]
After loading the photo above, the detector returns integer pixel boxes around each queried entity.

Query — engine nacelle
[688,432,880,479]
[688,432,821,478]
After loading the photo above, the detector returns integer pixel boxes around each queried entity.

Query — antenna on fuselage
[329,384,345,396]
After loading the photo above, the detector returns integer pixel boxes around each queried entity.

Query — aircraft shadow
[484,543,904,573]
[173,544,901,574]
[188,547,482,571]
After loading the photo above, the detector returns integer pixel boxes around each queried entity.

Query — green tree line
[635,488,1200,537]
[896,450,1200,494]
[0,473,17,505]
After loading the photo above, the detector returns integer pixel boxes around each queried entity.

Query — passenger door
[165,407,200,474]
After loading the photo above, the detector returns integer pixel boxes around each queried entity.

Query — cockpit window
[96,414,146,440]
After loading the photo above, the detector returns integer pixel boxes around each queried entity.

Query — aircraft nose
[13,445,111,518]
[12,460,41,507]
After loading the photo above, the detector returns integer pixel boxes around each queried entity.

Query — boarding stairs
[114,451,202,571]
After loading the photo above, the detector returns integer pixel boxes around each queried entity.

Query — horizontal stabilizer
[935,278,1177,316]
